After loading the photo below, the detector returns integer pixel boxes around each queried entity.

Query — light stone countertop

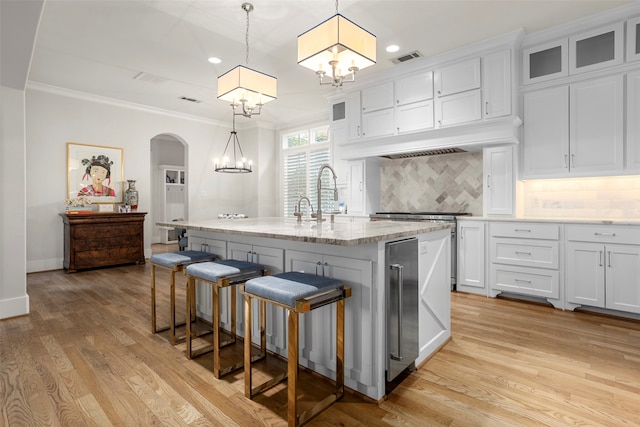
[157,217,453,246]
[458,216,640,226]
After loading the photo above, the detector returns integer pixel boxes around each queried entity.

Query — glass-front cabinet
[569,22,623,74]
[628,16,640,63]
[523,39,568,85]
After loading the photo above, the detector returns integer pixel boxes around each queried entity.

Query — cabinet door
[569,75,624,174]
[569,22,624,75]
[435,57,481,97]
[361,108,395,138]
[483,50,511,118]
[347,160,364,215]
[627,70,640,170]
[189,236,226,258]
[566,241,605,308]
[346,91,362,139]
[605,244,640,314]
[396,71,433,105]
[522,86,569,177]
[627,16,640,63]
[523,39,568,85]
[396,99,434,134]
[457,221,485,291]
[434,89,481,128]
[483,146,513,216]
[361,81,394,113]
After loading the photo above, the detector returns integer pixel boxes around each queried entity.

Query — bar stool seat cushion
[186,259,264,283]
[245,272,343,308]
[150,250,216,268]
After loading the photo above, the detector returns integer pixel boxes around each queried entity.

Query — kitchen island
[156,217,452,401]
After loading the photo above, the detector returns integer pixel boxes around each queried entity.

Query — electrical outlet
[419,241,429,254]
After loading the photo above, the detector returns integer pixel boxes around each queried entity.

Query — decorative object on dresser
[124,179,139,209]
[60,212,146,272]
[67,142,124,204]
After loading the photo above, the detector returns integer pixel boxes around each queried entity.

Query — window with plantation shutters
[282,126,331,217]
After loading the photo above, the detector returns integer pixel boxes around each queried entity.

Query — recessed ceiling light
[386,45,400,53]
[208,57,222,64]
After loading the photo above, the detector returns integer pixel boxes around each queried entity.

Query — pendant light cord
[335,0,339,14]
[245,4,250,65]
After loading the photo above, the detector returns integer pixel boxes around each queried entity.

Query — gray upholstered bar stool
[150,250,217,345]
[185,259,269,378]
[243,271,351,427]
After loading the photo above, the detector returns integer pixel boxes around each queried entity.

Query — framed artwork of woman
[67,142,124,204]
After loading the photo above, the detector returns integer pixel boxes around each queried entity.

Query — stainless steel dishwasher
[385,237,419,382]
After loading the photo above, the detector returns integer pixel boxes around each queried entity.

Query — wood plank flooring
[2,249,640,426]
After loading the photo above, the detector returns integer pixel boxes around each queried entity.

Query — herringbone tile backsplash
[380,152,483,215]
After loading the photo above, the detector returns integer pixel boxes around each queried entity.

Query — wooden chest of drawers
[60,212,146,272]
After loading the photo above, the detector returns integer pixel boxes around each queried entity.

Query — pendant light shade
[217,3,276,117]
[297,4,376,87]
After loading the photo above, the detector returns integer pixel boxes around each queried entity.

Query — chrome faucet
[315,164,338,223]
[294,196,314,222]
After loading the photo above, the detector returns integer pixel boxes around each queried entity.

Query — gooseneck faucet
[293,196,314,222]
[315,164,338,223]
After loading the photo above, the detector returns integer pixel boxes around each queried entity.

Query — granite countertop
[459,216,640,225]
[157,217,453,246]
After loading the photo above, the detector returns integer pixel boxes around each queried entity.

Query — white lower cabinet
[227,242,285,354]
[456,220,486,295]
[566,225,640,314]
[285,250,374,390]
[483,145,514,216]
[488,222,562,307]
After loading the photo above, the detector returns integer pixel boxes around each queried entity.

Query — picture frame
[67,142,124,204]
[98,204,115,213]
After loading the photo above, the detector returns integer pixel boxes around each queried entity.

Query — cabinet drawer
[490,222,559,240]
[565,224,640,245]
[490,264,559,298]
[74,224,139,239]
[75,247,142,267]
[490,238,559,269]
[81,236,140,250]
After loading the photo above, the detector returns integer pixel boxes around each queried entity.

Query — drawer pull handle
[515,279,532,284]
[515,251,532,256]
[515,229,531,232]
[594,232,616,237]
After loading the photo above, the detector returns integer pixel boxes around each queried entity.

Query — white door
[483,49,511,118]
[347,160,365,215]
[566,242,605,308]
[522,86,569,177]
[361,108,395,138]
[396,71,433,105]
[396,100,434,134]
[435,89,481,128]
[483,146,513,215]
[627,70,640,171]
[605,244,640,314]
[435,57,481,97]
[569,75,624,174]
[346,91,362,140]
[457,221,485,291]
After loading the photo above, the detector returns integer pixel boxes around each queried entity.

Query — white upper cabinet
[569,75,624,174]
[628,70,640,170]
[628,16,640,63]
[523,75,623,178]
[396,100,434,134]
[569,22,624,75]
[523,86,570,176]
[346,91,362,140]
[395,71,433,106]
[435,90,481,128]
[483,50,512,118]
[434,57,481,97]
[361,82,394,113]
[523,39,568,85]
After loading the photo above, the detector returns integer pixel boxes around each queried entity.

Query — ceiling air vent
[132,71,168,84]
[381,147,466,159]
[179,96,203,104]
[391,51,422,64]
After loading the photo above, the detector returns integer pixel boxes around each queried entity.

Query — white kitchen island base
[158,218,451,401]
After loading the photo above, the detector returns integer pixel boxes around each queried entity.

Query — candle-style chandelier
[214,104,252,173]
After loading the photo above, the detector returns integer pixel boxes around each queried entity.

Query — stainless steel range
[370,212,470,290]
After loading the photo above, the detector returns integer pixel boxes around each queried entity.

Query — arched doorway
[150,134,187,244]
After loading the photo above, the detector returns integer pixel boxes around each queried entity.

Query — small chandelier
[217,3,277,118]
[297,0,376,87]
[214,105,252,173]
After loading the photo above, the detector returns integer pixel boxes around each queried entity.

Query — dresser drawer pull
[594,232,616,237]
[515,278,532,284]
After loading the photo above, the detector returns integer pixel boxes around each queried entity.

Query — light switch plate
[419,241,429,254]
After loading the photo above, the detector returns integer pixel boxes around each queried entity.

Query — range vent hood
[381,147,466,159]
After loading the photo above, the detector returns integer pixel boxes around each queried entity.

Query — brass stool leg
[230,285,237,342]
[186,276,195,359]
[288,309,299,427]
[336,298,345,400]
[169,269,178,345]
[213,282,221,378]
[244,292,252,398]
[260,300,267,358]
[151,264,157,333]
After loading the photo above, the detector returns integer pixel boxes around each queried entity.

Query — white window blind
[282,126,330,217]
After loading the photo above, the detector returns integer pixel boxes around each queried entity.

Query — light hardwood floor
[2,249,640,426]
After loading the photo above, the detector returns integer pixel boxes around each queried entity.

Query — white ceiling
[28,0,632,128]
